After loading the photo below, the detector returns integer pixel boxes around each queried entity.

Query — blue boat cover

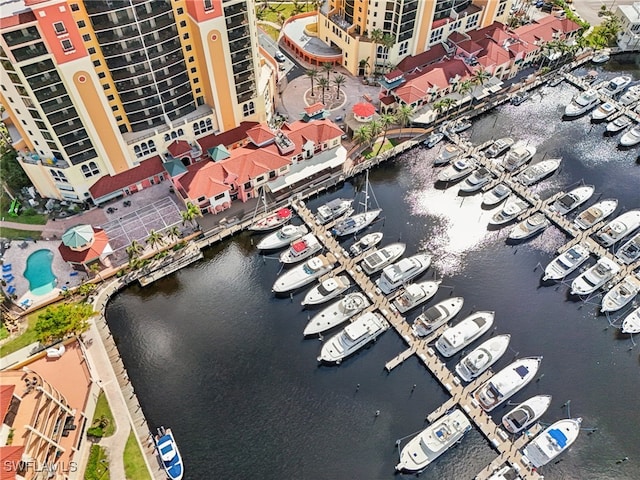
[515,365,529,378]
[549,428,568,448]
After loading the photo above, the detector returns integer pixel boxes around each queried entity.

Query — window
[204,0,214,11]
[180,20,186,27]
[81,161,100,178]
[164,133,171,142]
[188,56,194,62]
[242,102,255,117]
[49,169,68,183]
[53,22,66,34]
[193,78,199,84]
[71,3,79,11]
[111,105,118,111]
[186,45,192,51]
[61,39,74,51]
[98,72,106,78]
[190,67,197,73]
[103,84,110,90]
[82,34,91,41]
[214,193,225,200]
[398,41,408,56]
[183,33,189,40]
[88,47,96,54]
[77,20,86,28]
[93,60,101,67]
[177,7,184,14]
[107,94,114,100]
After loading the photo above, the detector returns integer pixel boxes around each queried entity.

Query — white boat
[424,131,444,148]
[411,297,465,338]
[434,144,462,166]
[331,209,381,237]
[315,198,353,224]
[317,311,389,364]
[600,75,632,97]
[303,292,370,336]
[437,157,476,183]
[503,145,536,172]
[360,243,407,275]
[564,89,600,117]
[435,311,495,357]
[301,275,351,306]
[522,418,582,468]
[621,306,640,334]
[256,224,308,251]
[605,115,632,133]
[594,209,640,247]
[507,212,550,241]
[570,257,620,295]
[601,273,640,313]
[279,233,322,264]
[620,125,640,146]
[510,92,530,106]
[459,167,493,193]
[549,185,595,215]
[487,464,523,480]
[272,255,334,294]
[591,51,610,64]
[349,232,383,257]
[482,183,512,207]
[574,198,618,229]
[454,334,511,383]
[489,195,530,226]
[591,101,616,121]
[249,208,292,232]
[549,75,564,87]
[502,395,553,434]
[486,137,514,158]
[154,427,184,480]
[517,158,562,186]
[448,118,472,133]
[542,244,591,281]
[376,253,432,294]
[616,232,640,264]
[395,408,471,473]
[619,84,640,105]
[392,280,441,314]
[472,357,542,412]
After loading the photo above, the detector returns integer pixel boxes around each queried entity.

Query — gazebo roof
[353,102,376,117]
[208,144,231,162]
[61,224,94,248]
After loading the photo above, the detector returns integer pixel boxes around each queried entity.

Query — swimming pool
[24,249,57,296]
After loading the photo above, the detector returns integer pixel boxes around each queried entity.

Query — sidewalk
[0,220,45,231]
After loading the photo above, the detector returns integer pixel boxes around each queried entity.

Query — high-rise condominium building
[0,0,275,202]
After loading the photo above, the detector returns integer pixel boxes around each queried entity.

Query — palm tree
[317,77,330,105]
[370,28,384,74]
[395,104,413,132]
[322,62,333,82]
[180,201,202,229]
[146,229,165,252]
[456,80,474,112]
[353,126,372,151]
[440,97,457,112]
[333,74,346,100]
[291,0,305,15]
[375,113,396,156]
[167,225,181,244]
[126,240,144,260]
[366,119,382,152]
[88,262,103,282]
[472,68,491,87]
[305,68,318,97]
[381,33,396,72]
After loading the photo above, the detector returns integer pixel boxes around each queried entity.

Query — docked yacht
[508,212,550,241]
[621,306,640,334]
[601,273,640,313]
[448,118,472,133]
[395,408,471,473]
[376,253,431,294]
[272,255,334,294]
[489,195,530,226]
[424,131,445,148]
[620,125,640,146]
[564,89,600,117]
[279,233,322,264]
[360,243,406,275]
[472,357,542,412]
[317,311,389,364]
[301,275,351,306]
[510,92,530,106]
[303,292,370,336]
[393,280,441,314]
[256,224,308,251]
[331,208,382,237]
[616,232,640,264]
[574,198,618,229]
[486,137,514,158]
[349,232,383,257]
[459,167,493,193]
[591,50,610,64]
[594,209,640,247]
[591,101,616,121]
[154,427,184,480]
[412,297,465,338]
[516,158,562,186]
[435,311,495,357]
[522,418,582,468]
[619,84,640,105]
[570,257,620,296]
[600,75,633,97]
[249,208,292,232]
[606,115,633,133]
[549,185,595,215]
[455,334,511,383]
[542,244,591,281]
[315,198,354,224]
[437,157,476,183]
[503,145,536,172]
[482,183,512,207]
[434,144,462,166]
[502,395,553,434]
[487,464,523,480]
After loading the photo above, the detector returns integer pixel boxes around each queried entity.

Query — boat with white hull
[601,273,640,313]
[591,102,616,121]
[570,257,620,296]
[600,75,632,97]
[331,209,382,237]
[619,84,640,105]
[349,232,383,257]
[594,209,640,247]
[257,224,308,251]
[542,244,590,281]
[508,212,550,241]
[376,253,432,294]
[412,297,465,338]
[392,280,440,314]
[486,137,514,158]
[302,275,351,306]
[459,167,493,193]
[621,307,640,334]
[516,158,562,186]
[620,125,640,146]
[434,144,462,166]
[606,115,632,133]
[249,208,292,232]
[503,145,536,172]
[435,311,495,357]
[487,464,523,480]
[482,183,512,207]
[616,232,640,264]
[395,408,471,473]
[502,395,553,434]
[424,131,444,148]
[315,198,353,224]
[564,89,600,117]
[303,292,370,336]
[279,233,322,264]
[591,50,610,64]
[574,199,618,229]
[154,427,184,480]
[317,311,389,364]
[489,195,530,226]
[472,357,543,412]
[360,243,406,275]
[549,185,595,215]
[272,255,334,294]
[455,334,511,383]
[522,418,582,468]
[437,157,476,183]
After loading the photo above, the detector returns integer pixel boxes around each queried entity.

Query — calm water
[107,58,640,480]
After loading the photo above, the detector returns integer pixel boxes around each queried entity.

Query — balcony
[115,74,155,92]
[33,88,66,103]
[63,140,94,156]
[12,43,48,62]
[237,91,255,104]
[119,86,157,103]
[2,27,41,47]
[142,25,178,45]
[150,51,184,71]
[329,14,353,32]
[41,97,74,114]
[134,0,172,22]
[21,60,55,77]
[167,104,197,122]
[156,72,189,92]
[53,121,84,136]
[130,115,166,133]
[101,39,143,58]
[154,62,186,82]
[147,39,182,61]
[27,74,62,90]
[127,106,164,124]
[91,12,137,32]
[58,131,89,147]
[95,25,140,44]
[160,83,192,103]
[85,0,131,15]
[121,97,162,114]
[69,149,98,165]
[106,51,148,70]
[110,64,151,81]
[138,13,175,34]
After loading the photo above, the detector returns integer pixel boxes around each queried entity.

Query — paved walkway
[0,220,45,231]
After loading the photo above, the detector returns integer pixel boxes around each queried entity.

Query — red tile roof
[197,121,259,153]
[0,446,24,480]
[396,44,447,73]
[447,31,468,44]
[58,228,111,264]
[384,69,404,81]
[89,156,165,200]
[394,59,473,105]
[380,95,395,106]
[353,102,376,117]
[456,39,484,55]
[0,384,15,417]
[247,124,276,146]
[304,102,325,115]
[167,140,193,157]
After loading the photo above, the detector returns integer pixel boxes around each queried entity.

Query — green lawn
[258,3,315,24]
[0,193,47,225]
[84,445,110,480]
[258,23,280,41]
[0,309,41,358]
[0,227,42,240]
[124,430,151,480]
[91,391,116,437]
[364,138,396,159]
